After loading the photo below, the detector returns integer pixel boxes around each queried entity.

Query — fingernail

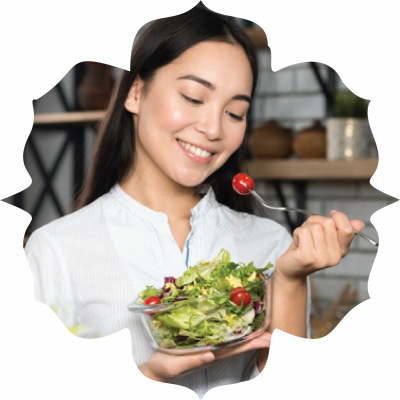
[330,209,338,215]
[202,353,215,363]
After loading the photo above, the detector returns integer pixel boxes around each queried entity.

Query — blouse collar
[111,183,217,221]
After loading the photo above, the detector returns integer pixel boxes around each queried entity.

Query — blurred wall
[252,48,391,305]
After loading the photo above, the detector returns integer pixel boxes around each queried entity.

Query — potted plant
[326,89,371,160]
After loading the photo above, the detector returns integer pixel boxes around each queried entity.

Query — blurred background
[4,17,393,338]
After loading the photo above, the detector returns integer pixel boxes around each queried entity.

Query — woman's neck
[119,170,201,222]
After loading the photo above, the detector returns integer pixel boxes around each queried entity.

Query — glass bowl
[127,277,272,355]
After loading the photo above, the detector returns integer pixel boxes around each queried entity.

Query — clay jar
[293,120,327,158]
[76,62,114,110]
[248,119,292,159]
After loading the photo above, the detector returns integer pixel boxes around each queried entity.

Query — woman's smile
[177,139,214,164]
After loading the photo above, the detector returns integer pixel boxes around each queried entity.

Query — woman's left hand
[276,210,365,281]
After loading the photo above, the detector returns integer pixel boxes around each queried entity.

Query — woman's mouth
[177,139,214,164]
[177,139,213,158]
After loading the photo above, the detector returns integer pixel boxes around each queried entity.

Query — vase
[76,62,114,110]
[247,119,292,159]
[326,118,371,160]
[293,120,326,159]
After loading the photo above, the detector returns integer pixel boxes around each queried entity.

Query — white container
[326,118,371,160]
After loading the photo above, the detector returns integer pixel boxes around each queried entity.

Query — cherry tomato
[232,173,255,195]
[256,273,264,281]
[143,296,162,315]
[143,296,161,305]
[230,287,252,307]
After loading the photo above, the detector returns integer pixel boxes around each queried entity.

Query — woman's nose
[196,108,223,141]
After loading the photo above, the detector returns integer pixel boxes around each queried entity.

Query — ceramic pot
[293,120,326,158]
[76,62,114,110]
[326,118,371,160]
[248,120,292,159]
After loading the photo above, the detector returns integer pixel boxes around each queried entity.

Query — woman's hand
[276,210,364,280]
[139,331,272,382]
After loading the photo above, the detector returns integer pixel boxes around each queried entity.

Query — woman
[25,4,364,398]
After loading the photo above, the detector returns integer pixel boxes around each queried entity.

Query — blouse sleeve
[25,229,76,328]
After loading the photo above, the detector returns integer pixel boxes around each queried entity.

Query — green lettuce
[157,304,205,329]
[138,248,273,348]
[138,285,163,300]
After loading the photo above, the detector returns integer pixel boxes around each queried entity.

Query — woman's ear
[124,78,144,114]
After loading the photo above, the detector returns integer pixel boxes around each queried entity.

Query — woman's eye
[226,111,245,122]
[181,94,203,105]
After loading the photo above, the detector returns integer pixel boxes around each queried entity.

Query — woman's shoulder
[29,193,110,243]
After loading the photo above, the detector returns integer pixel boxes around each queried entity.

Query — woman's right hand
[138,331,272,382]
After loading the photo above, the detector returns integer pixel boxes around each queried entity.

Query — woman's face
[125,40,253,188]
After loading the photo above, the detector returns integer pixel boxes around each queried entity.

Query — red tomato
[232,173,255,195]
[256,273,264,281]
[230,287,252,307]
[144,296,162,315]
[144,296,161,305]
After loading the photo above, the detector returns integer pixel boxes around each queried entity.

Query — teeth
[178,140,212,158]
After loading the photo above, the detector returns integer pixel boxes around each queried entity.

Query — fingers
[147,330,273,381]
[292,224,336,271]
[277,211,364,280]
[147,350,217,381]
[296,212,357,267]
[329,211,357,256]
[350,219,365,232]
[213,331,272,360]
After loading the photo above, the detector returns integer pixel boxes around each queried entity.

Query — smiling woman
[122,40,253,203]
[74,4,260,217]
[24,3,363,399]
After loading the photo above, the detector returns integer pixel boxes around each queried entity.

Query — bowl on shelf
[248,119,293,159]
[127,278,272,355]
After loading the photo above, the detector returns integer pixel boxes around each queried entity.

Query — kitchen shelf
[33,110,104,127]
[246,159,378,180]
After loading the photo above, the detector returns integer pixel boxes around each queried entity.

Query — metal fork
[248,188,379,247]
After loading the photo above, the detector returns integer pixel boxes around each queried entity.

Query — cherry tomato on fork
[230,287,252,307]
[232,173,255,195]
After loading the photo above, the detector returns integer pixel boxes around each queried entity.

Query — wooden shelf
[33,110,105,127]
[245,159,378,180]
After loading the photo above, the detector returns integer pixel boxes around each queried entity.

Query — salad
[136,249,273,349]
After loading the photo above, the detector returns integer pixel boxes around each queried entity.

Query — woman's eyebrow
[177,74,214,89]
[177,74,251,104]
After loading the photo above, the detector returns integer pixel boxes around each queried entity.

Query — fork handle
[354,231,378,246]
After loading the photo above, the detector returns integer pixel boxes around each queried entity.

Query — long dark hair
[75,4,264,216]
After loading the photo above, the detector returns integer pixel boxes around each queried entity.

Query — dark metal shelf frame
[13,63,88,235]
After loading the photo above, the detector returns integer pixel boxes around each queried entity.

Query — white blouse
[25,184,310,399]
